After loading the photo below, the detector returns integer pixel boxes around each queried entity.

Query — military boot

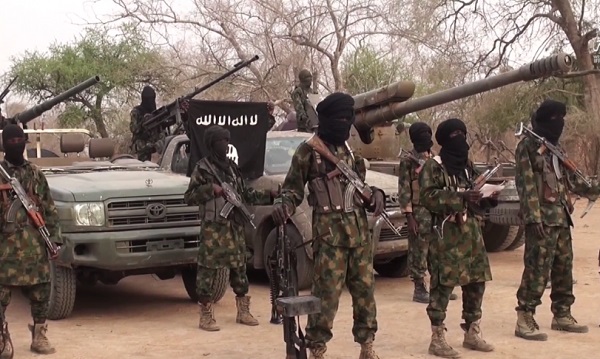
[198,302,220,331]
[28,323,55,354]
[551,314,588,333]
[235,296,259,326]
[514,311,547,341]
[412,278,429,303]
[309,345,327,359]
[0,322,14,359]
[461,321,494,352]
[359,337,380,359]
[429,325,461,358]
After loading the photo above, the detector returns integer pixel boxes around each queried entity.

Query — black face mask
[533,117,564,145]
[4,141,26,166]
[317,119,353,146]
[212,139,229,160]
[440,134,470,177]
[413,135,433,153]
[140,86,157,113]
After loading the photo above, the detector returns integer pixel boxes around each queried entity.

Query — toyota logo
[146,203,167,220]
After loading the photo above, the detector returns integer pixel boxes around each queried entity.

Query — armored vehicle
[344,53,573,252]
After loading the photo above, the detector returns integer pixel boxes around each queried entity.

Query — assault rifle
[142,55,260,134]
[306,135,403,237]
[204,160,257,228]
[0,76,17,105]
[453,163,503,226]
[268,210,323,359]
[398,148,426,174]
[0,164,59,258]
[515,122,595,218]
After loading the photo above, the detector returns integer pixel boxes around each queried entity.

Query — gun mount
[351,53,573,145]
[11,76,101,125]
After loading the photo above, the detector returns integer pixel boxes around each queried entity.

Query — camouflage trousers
[0,283,51,323]
[306,240,377,347]
[427,281,485,326]
[196,265,248,301]
[516,225,574,316]
[408,230,431,280]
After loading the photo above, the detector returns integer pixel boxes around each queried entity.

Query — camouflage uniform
[275,141,380,358]
[291,69,317,133]
[0,138,60,356]
[129,107,165,162]
[514,135,599,340]
[420,157,495,357]
[184,126,273,332]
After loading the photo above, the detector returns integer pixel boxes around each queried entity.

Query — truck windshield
[264,136,307,175]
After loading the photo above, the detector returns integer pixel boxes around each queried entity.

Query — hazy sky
[0,0,114,72]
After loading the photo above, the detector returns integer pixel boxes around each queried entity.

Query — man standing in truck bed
[0,124,60,357]
[290,69,318,133]
[184,125,276,332]
[397,122,457,304]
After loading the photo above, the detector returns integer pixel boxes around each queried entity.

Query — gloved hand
[527,223,546,238]
[406,213,418,235]
[272,203,288,225]
[461,190,483,203]
[370,191,385,216]
[212,184,223,197]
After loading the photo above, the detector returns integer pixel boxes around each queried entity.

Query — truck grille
[385,193,400,208]
[379,227,409,241]
[115,236,200,253]
[106,197,200,228]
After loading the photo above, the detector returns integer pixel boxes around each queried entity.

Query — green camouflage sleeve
[419,159,464,214]
[235,165,273,205]
[291,88,307,121]
[274,143,311,215]
[184,164,215,205]
[565,166,600,200]
[130,108,142,135]
[397,157,413,212]
[35,168,62,243]
[515,140,542,224]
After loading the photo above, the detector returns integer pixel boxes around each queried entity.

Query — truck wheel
[488,205,523,226]
[263,225,314,291]
[482,222,519,252]
[47,263,76,320]
[181,267,229,303]
[505,226,525,251]
[374,255,409,278]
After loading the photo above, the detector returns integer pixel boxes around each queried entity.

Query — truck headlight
[73,202,105,226]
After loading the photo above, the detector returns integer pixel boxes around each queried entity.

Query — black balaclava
[316,92,355,146]
[204,125,231,171]
[409,122,433,153]
[298,69,312,89]
[532,99,566,145]
[2,124,26,166]
[140,85,157,114]
[435,118,470,177]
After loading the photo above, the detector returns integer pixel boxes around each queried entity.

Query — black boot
[413,278,429,303]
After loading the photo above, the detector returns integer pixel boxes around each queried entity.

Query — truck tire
[47,263,76,320]
[505,226,525,251]
[374,255,409,278]
[488,205,523,226]
[181,267,229,303]
[482,222,519,252]
[263,225,313,291]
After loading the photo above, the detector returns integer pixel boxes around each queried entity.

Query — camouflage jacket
[275,141,378,248]
[515,136,600,227]
[398,149,434,234]
[0,161,61,286]
[419,157,493,286]
[290,86,316,122]
[129,107,164,149]
[184,158,272,268]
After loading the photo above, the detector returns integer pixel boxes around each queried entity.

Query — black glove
[527,223,546,238]
[272,203,288,225]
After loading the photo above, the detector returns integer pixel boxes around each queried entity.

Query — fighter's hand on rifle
[272,203,289,225]
[213,184,223,197]
[461,190,483,203]
[370,191,385,216]
[489,191,500,201]
[180,99,190,113]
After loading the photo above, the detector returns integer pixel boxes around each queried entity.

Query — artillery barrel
[13,76,101,125]
[353,53,572,138]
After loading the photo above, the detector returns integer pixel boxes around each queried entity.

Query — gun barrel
[13,76,100,125]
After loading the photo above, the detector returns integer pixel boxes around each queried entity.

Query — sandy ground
[4,201,600,359]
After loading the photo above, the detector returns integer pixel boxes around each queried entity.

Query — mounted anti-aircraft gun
[0,76,18,105]
[5,76,101,127]
[142,55,260,135]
